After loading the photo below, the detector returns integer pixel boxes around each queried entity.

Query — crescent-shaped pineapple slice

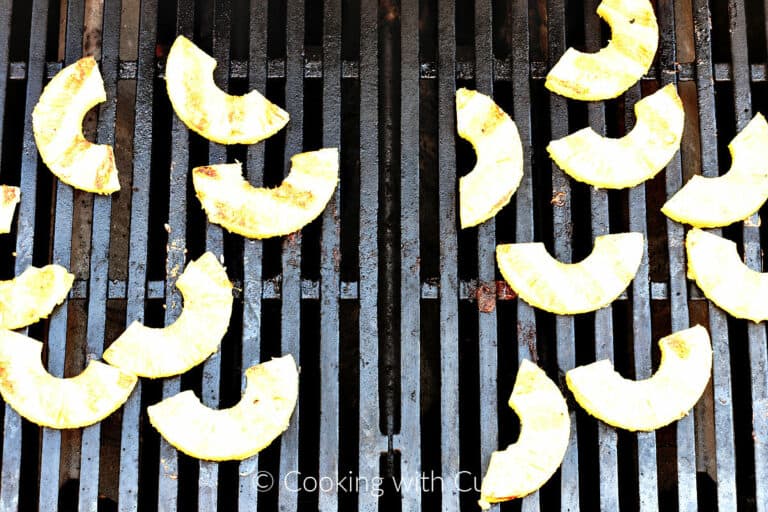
[165,35,289,145]
[32,57,120,194]
[147,355,298,461]
[496,232,643,315]
[0,329,137,429]
[102,252,233,378]
[547,84,683,189]
[193,148,339,239]
[0,265,74,330]
[0,185,20,234]
[478,360,570,509]
[566,325,712,431]
[545,0,658,100]
[456,88,524,228]
[686,228,768,322]
[662,113,768,227]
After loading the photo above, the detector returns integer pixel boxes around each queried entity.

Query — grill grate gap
[457,300,481,512]
[298,301,321,510]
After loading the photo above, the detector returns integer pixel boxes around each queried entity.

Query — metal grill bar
[688,0,738,507]
[238,0,267,507]
[3,0,49,510]
[358,0,382,510]
[118,0,157,509]
[79,2,121,509]
[318,0,342,509]
[39,0,83,509]
[473,0,498,483]
[729,1,768,510]
[398,0,421,509]
[17,56,768,84]
[656,1,698,509]
[582,2,619,509]
[0,2,13,506]
[60,275,693,302]
[198,1,230,507]
[625,80,660,512]
[437,1,460,509]
[278,0,304,509]
[154,0,192,508]
[546,0,580,508]
[0,0,11,166]
[510,1,540,511]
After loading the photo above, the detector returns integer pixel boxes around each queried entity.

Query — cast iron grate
[0,0,766,510]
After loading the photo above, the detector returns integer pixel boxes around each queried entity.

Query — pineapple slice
[566,325,711,431]
[0,185,20,234]
[0,329,137,429]
[193,148,339,239]
[0,265,74,330]
[686,228,768,322]
[547,84,683,189]
[662,113,768,227]
[147,355,298,461]
[478,360,570,509]
[103,252,233,378]
[165,35,289,145]
[496,232,643,315]
[456,88,524,228]
[32,57,120,194]
[545,0,658,101]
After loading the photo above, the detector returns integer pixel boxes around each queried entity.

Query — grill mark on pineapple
[547,77,590,97]
[62,58,94,96]
[2,187,18,205]
[227,106,238,127]
[479,106,505,135]
[117,372,137,388]
[197,166,219,179]
[275,182,314,208]
[93,151,115,190]
[666,337,691,359]
[0,366,13,394]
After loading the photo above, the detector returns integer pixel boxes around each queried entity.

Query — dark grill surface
[0,0,766,510]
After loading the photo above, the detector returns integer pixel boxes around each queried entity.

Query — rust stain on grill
[475,282,496,313]
[332,247,341,272]
[496,280,517,300]
[551,190,567,207]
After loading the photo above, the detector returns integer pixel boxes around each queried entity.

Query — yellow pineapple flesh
[545,0,658,100]
[479,360,570,509]
[147,355,299,461]
[0,264,74,330]
[32,57,120,194]
[496,232,643,315]
[0,185,20,234]
[0,329,136,429]
[547,84,683,189]
[566,325,712,431]
[456,88,524,228]
[686,228,768,322]
[662,113,768,227]
[165,35,289,145]
[103,252,233,378]
[193,148,339,239]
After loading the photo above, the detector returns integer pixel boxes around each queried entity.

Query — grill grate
[0,0,767,510]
